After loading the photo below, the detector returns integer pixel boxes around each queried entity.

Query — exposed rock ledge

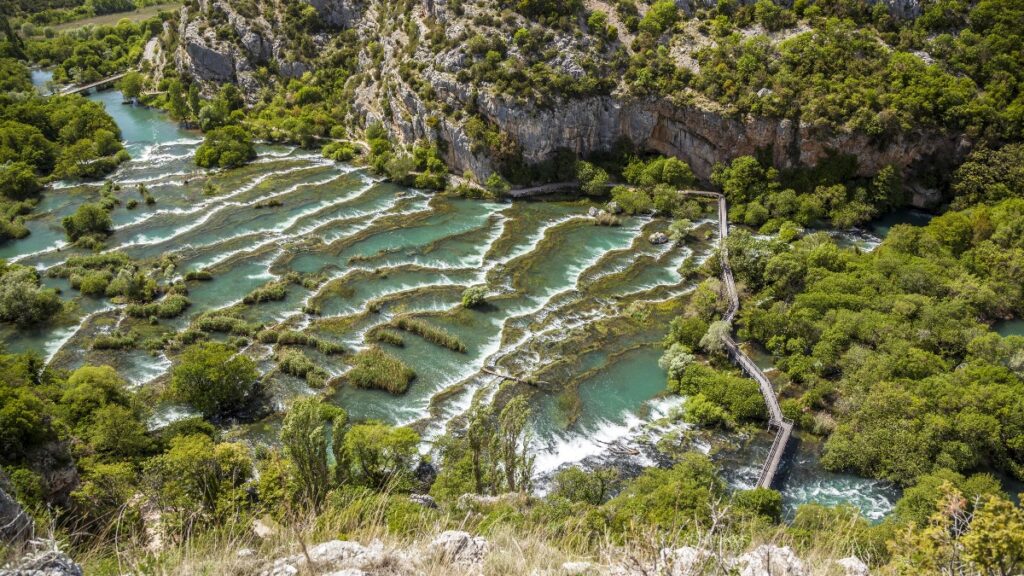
[244,533,868,576]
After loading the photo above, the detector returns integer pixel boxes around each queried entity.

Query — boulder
[562,561,597,574]
[588,206,600,217]
[2,540,83,576]
[836,556,870,576]
[607,201,622,214]
[427,531,488,566]
[729,545,805,576]
[649,232,670,245]
[409,493,438,509]
[661,546,712,575]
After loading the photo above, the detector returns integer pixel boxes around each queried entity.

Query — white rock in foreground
[427,530,489,566]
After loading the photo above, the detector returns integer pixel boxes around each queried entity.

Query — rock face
[0,470,33,543]
[302,0,365,28]
[837,556,871,576]
[172,0,958,205]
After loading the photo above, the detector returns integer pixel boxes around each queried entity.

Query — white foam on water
[533,395,687,476]
[44,304,118,364]
[111,168,345,250]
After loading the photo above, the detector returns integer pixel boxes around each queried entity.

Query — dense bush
[194,126,257,169]
[61,202,112,242]
[170,342,261,420]
[0,263,62,326]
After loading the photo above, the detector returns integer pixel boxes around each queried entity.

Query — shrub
[347,347,416,394]
[323,141,357,161]
[0,161,42,200]
[0,265,63,326]
[170,342,261,420]
[126,295,191,319]
[194,126,257,169]
[610,185,653,214]
[461,285,487,308]
[62,202,112,241]
[243,280,288,304]
[92,331,137,350]
[391,317,466,352]
[277,348,329,388]
[342,422,420,489]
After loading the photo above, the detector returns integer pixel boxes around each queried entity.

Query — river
[11,72,899,520]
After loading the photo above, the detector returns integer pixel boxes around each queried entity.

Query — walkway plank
[681,190,793,489]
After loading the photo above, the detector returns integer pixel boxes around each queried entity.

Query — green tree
[62,202,112,241]
[0,161,42,200]
[551,466,618,505]
[280,397,345,509]
[343,422,420,489]
[119,71,144,101]
[194,126,257,169]
[170,342,260,421]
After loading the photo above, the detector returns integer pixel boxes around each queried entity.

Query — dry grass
[73,493,877,576]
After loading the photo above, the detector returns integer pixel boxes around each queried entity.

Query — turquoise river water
[10,73,899,519]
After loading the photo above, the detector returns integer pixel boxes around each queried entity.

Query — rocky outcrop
[426,531,489,567]
[1,540,83,576]
[0,470,33,543]
[302,0,366,28]
[176,6,237,83]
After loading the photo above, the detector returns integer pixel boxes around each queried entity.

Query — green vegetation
[346,347,416,394]
[461,285,487,308]
[194,125,257,169]
[169,342,262,421]
[61,202,112,243]
[125,294,190,319]
[391,316,467,352]
[26,16,158,84]
[0,261,62,326]
[726,199,1024,485]
[276,348,329,388]
[0,57,128,240]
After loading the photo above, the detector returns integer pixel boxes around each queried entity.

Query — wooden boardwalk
[683,190,793,489]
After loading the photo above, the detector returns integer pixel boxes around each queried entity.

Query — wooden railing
[681,190,792,489]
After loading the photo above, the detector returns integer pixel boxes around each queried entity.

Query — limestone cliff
[172,0,964,207]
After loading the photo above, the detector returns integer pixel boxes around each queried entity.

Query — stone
[427,531,488,566]
[588,206,600,217]
[237,548,255,559]
[649,232,669,245]
[729,545,805,576]
[756,87,773,98]
[409,493,438,509]
[561,561,596,574]
[661,546,712,575]
[324,570,370,576]
[836,556,870,576]
[2,540,83,576]
[304,540,372,566]
[607,201,622,214]
[0,470,33,543]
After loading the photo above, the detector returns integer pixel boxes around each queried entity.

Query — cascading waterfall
[2,81,900,521]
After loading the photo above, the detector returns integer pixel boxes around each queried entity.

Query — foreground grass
[71,490,867,576]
